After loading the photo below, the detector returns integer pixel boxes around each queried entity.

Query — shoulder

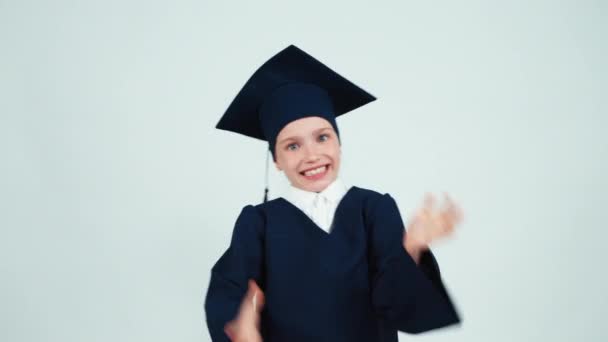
[347,186,401,225]
[228,203,268,240]
[232,196,283,215]
[232,202,268,228]
[349,185,396,208]
[233,197,286,227]
[251,197,285,217]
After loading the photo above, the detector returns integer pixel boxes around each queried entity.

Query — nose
[302,143,321,163]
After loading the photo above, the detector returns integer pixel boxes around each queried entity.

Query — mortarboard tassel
[263,147,270,203]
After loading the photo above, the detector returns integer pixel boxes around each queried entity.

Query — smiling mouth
[300,164,330,178]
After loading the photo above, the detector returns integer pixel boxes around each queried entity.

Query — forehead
[276,116,333,140]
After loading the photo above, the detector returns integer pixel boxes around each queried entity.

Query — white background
[1,1,606,341]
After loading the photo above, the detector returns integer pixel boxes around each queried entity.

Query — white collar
[284,178,349,210]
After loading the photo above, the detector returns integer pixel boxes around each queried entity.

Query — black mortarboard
[216,44,376,202]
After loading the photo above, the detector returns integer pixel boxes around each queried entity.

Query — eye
[287,143,299,151]
[318,134,329,142]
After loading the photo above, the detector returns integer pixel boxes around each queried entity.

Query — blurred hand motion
[224,280,265,342]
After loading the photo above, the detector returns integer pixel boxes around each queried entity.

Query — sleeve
[367,193,461,334]
[204,205,265,342]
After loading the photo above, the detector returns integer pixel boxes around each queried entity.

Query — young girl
[205,45,463,342]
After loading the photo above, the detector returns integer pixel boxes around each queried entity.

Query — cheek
[329,143,341,160]
[281,155,300,172]
[332,156,341,170]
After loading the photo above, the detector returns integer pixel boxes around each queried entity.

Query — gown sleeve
[368,193,460,334]
[204,205,265,342]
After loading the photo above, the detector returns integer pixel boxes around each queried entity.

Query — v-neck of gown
[277,186,357,237]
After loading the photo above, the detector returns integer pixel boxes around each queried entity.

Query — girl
[205,45,463,342]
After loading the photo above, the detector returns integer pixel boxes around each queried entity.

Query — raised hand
[403,193,463,261]
[224,280,265,342]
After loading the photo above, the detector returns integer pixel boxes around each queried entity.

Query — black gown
[205,186,460,341]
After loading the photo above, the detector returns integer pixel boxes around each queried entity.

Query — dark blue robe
[205,186,460,341]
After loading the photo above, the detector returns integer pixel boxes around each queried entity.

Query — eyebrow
[277,126,333,145]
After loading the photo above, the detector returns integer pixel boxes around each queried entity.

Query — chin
[301,176,336,193]
[306,184,328,193]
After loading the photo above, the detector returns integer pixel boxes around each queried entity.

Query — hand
[224,280,265,342]
[403,192,463,260]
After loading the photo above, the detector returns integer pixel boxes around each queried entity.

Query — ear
[274,161,282,171]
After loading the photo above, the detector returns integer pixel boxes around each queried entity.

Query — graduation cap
[216,44,376,202]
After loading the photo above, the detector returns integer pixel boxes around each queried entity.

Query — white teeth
[304,165,327,176]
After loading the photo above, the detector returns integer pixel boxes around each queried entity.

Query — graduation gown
[204,186,460,341]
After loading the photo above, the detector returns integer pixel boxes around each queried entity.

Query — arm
[204,205,265,341]
[368,194,460,334]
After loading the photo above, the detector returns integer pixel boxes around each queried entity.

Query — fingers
[246,280,265,329]
[238,281,265,324]
[248,280,265,312]
[224,322,235,340]
[442,193,464,234]
[224,281,265,342]
[443,192,464,224]
[423,193,436,211]
[415,192,463,241]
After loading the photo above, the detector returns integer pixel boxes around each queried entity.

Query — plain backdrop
[1,1,606,341]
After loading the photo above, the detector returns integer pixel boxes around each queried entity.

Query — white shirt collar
[282,178,350,233]
[284,177,349,213]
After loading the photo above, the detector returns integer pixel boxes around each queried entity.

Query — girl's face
[274,116,341,193]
